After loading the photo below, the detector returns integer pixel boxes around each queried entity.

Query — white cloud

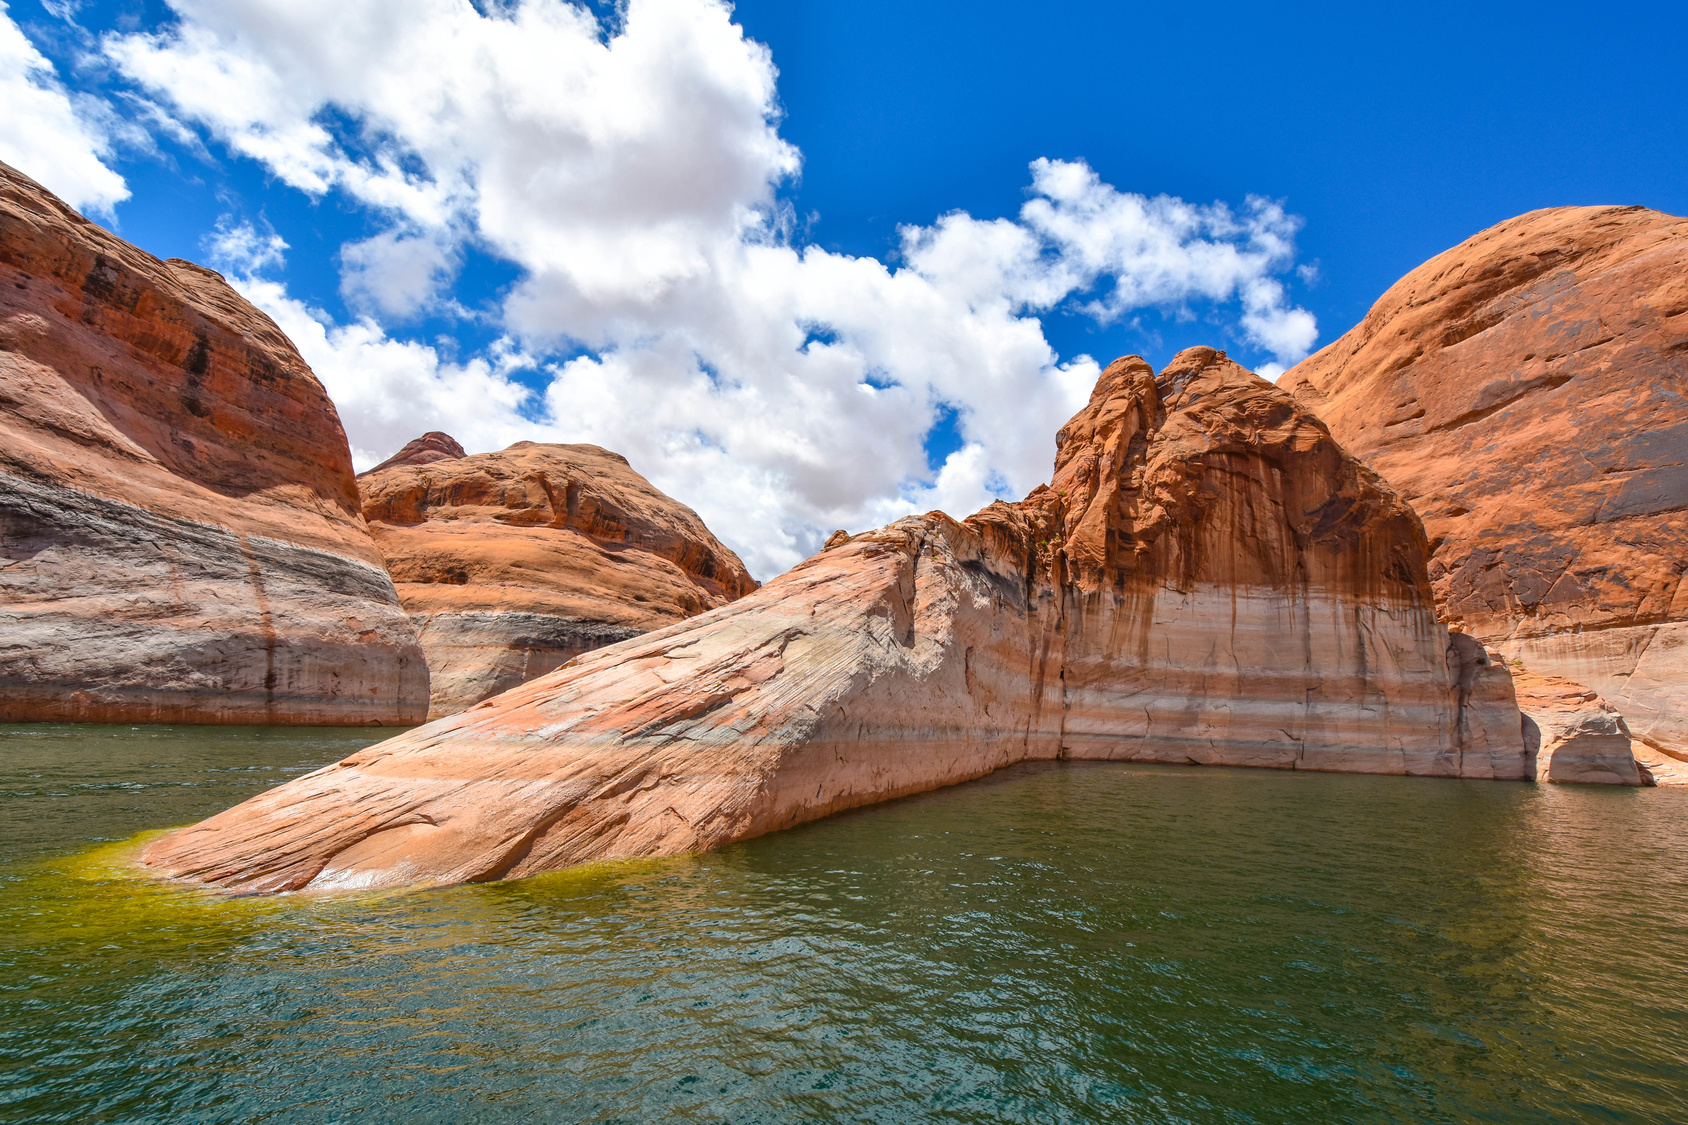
[0,1,126,212]
[233,276,538,467]
[1238,277,1319,366]
[108,0,1318,578]
[338,228,459,320]
[204,217,288,276]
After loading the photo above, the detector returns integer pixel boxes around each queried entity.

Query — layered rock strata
[1511,668,1643,785]
[142,348,1527,893]
[359,438,756,717]
[1282,206,1688,758]
[0,161,426,724]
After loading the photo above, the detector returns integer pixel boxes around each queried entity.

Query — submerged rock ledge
[141,348,1528,893]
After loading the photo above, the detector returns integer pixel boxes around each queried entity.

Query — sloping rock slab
[142,348,1526,893]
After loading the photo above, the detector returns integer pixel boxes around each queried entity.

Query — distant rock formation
[358,439,757,717]
[1283,206,1688,761]
[142,347,1528,893]
[0,161,427,724]
[1512,668,1643,785]
[365,431,466,473]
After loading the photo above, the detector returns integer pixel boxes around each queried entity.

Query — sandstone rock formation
[142,347,1528,893]
[358,438,756,717]
[366,431,466,473]
[1632,744,1688,787]
[1282,206,1688,760]
[0,161,427,724]
[1511,668,1643,785]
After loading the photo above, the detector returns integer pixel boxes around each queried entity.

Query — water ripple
[0,730,1685,1123]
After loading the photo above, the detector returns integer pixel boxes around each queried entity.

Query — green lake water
[1,724,1685,1124]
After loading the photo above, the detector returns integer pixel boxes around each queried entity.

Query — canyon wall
[358,437,756,717]
[1282,206,1688,763]
[142,348,1526,893]
[0,161,427,724]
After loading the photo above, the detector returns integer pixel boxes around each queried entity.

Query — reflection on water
[1,724,1685,1124]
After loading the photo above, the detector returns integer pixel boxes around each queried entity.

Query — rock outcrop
[1282,206,1688,759]
[1632,744,1688,787]
[141,348,1528,893]
[0,161,427,724]
[366,431,466,474]
[358,439,756,717]
[1511,668,1643,785]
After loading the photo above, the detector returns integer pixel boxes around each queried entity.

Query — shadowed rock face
[141,348,1526,893]
[0,161,427,725]
[1281,206,1688,758]
[358,440,757,717]
[1512,669,1643,786]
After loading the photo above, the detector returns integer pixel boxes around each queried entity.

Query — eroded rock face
[0,161,426,724]
[1512,668,1643,785]
[358,439,756,717]
[142,348,1526,893]
[1281,206,1688,758]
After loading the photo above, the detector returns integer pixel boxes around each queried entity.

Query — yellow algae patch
[493,851,704,902]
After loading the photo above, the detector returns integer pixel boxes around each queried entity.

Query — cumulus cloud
[204,217,288,276]
[338,228,460,320]
[0,2,126,212]
[234,276,538,460]
[106,0,1318,577]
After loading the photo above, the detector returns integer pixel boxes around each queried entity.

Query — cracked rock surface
[142,347,1526,893]
[1283,205,1688,757]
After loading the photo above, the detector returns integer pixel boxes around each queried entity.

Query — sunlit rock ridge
[141,347,1528,893]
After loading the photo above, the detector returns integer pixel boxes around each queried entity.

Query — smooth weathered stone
[1512,667,1643,785]
[1283,205,1688,758]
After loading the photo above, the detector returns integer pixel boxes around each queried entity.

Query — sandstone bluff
[0,162,427,725]
[1282,205,1688,764]
[358,436,756,719]
[142,347,1528,893]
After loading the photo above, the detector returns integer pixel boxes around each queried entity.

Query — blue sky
[3,0,1684,575]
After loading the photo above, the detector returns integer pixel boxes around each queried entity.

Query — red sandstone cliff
[141,347,1527,893]
[358,437,756,717]
[1282,206,1688,762]
[0,161,427,724]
